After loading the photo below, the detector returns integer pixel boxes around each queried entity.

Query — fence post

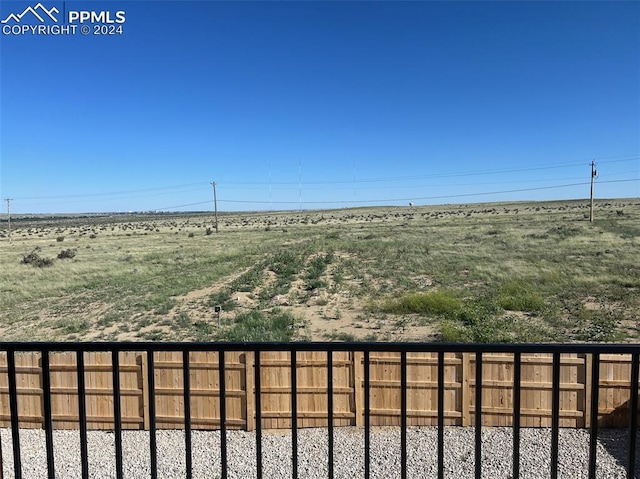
[353,352,364,427]
[584,353,592,429]
[461,352,470,426]
[140,352,150,430]
[245,352,255,431]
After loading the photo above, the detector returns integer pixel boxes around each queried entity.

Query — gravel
[1,427,637,478]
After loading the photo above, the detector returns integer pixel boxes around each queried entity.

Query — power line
[7,156,638,201]
[221,156,639,186]
[214,178,638,206]
[13,182,210,201]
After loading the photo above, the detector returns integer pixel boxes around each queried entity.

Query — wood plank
[353,352,364,427]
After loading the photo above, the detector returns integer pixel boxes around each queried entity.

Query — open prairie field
[0,199,638,343]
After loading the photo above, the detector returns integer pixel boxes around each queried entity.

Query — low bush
[57,249,76,259]
[21,249,54,267]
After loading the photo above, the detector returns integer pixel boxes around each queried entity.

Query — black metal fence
[0,342,638,479]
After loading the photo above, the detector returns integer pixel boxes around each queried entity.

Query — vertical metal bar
[364,350,370,479]
[182,350,192,479]
[255,350,262,479]
[400,350,407,479]
[437,351,444,479]
[147,350,157,479]
[512,352,521,479]
[7,350,22,479]
[218,349,227,479]
[77,350,89,479]
[327,351,334,479]
[588,353,600,479]
[291,350,298,479]
[551,352,561,479]
[627,352,639,479]
[41,350,55,479]
[475,352,482,479]
[111,350,123,479]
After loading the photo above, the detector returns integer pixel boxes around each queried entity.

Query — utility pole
[211,182,219,233]
[298,159,302,212]
[5,198,12,243]
[589,160,597,223]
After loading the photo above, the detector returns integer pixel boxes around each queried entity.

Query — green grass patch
[381,291,463,318]
[496,280,546,312]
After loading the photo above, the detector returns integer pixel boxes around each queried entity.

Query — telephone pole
[5,198,12,243]
[211,182,219,233]
[589,160,597,223]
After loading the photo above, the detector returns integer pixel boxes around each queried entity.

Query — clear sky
[1,0,638,214]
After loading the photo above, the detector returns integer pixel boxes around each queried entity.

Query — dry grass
[0,198,638,342]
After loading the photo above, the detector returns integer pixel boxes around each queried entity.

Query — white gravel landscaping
[0,427,637,478]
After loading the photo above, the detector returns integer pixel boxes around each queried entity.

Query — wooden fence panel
[260,351,292,429]
[256,351,354,430]
[364,352,464,427]
[50,352,79,429]
[18,352,43,428]
[166,351,247,430]
[0,350,637,431]
[598,354,640,427]
[471,353,586,428]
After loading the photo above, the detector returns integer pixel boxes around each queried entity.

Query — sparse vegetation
[21,248,54,267]
[0,199,637,342]
[217,309,303,342]
[57,249,76,260]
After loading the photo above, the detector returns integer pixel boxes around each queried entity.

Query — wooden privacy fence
[0,350,638,431]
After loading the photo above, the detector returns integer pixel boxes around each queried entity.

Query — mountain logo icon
[1,3,59,24]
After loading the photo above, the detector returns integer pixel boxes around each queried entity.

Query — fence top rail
[0,342,639,355]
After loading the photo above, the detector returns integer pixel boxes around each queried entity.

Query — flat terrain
[0,199,638,343]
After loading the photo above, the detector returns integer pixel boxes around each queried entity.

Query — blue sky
[1,1,638,213]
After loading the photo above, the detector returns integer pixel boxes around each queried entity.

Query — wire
[13,182,210,201]
[214,179,638,206]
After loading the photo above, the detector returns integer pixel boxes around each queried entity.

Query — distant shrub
[57,249,76,260]
[89,234,97,239]
[21,249,54,268]
[206,227,213,235]
[546,225,582,240]
[56,236,65,242]
[188,232,195,238]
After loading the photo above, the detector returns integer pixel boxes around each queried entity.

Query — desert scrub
[269,250,304,280]
[207,290,237,311]
[305,252,334,290]
[21,248,54,267]
[229,264,265,292]
[217,309,302,342]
